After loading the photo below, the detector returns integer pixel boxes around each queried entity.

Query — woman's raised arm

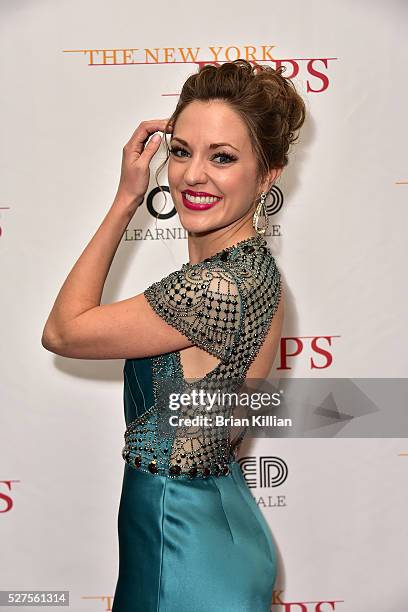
[41,118,178,359]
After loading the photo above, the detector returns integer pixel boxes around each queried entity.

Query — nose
[183,155,208,185]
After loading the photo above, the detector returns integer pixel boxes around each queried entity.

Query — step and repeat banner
[1,0,407,610]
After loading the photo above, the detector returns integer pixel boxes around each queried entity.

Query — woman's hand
[114,118,173,212]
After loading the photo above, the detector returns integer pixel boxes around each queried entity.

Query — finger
[125,120,172,155]
[138,132,163,165]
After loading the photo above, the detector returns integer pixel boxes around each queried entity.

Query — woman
[42,60,306,611]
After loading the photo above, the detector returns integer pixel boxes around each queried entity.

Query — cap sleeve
[144,262,242,362]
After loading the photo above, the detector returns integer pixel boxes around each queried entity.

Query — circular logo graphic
[265,185,284,216]
[146,186,177,220]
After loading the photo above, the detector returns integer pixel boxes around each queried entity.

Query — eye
[169,146,189,158]
[212,151,237,164]
[169,146,237,165]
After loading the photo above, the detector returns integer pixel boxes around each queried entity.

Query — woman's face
[167,100,274,236]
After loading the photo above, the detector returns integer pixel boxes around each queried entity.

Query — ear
[259,166,283,193]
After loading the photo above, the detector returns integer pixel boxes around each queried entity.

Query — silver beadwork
[121,235,282,479]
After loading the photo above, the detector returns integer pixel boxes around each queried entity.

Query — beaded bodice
[121,235,282,480]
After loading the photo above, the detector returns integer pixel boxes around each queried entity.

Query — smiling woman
[42,59,305,612]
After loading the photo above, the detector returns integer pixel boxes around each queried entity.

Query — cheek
[168,157,189,182]
[167,160,179,185]
[209,172,239,200]
[167,164,185,212]
[219,168,257,204]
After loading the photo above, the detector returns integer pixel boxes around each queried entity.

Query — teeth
[184,193,221,204]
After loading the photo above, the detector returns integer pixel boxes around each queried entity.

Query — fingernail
[152,133,161,142]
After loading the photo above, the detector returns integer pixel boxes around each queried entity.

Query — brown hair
[154,59,306,218]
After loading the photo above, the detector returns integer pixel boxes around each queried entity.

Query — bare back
[179,287,284,382]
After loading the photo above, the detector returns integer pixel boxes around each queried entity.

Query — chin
[176,208,221,235]
[180,220,216,236]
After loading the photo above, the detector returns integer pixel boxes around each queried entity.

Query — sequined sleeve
[144,262,242,362]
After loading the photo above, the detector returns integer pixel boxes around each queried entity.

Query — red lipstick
[181,190,223,211]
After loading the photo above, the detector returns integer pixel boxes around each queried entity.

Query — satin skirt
[112,460,277,612]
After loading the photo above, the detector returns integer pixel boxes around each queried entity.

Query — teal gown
[112,235,282,612]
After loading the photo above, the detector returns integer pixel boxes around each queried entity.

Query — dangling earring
[252,190,269,235]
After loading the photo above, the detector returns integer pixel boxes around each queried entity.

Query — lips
[181,190,223,211]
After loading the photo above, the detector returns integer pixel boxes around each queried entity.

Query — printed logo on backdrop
[238,456,288,509]
[86,592,346,610]
[239,456,288,488]
[270,594,345,610]
[278,335,340,371]
[237,455,288,508]
[0,480,20,513]
[82,592,345,611]
[63,45,336,94]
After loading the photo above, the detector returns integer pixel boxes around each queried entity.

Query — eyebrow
[170,136,240,152]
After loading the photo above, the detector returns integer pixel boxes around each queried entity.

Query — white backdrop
[1,0,407,610]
